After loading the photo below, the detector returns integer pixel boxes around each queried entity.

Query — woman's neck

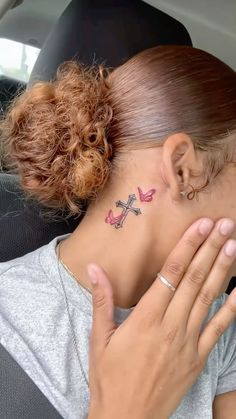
[58,203,159,309]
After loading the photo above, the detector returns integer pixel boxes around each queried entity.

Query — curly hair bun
[2,61,113,215]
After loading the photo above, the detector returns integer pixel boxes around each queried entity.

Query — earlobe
[161,133,197,202]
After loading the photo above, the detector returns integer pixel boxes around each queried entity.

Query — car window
[0,38,40,82]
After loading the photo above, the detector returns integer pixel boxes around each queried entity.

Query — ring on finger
[157,273,177,292]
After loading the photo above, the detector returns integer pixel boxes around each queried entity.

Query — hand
[87,218,236,419]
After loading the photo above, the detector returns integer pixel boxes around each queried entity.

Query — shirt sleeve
[215,292,236,395]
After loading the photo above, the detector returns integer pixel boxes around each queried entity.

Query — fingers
[166,219,235,325]
[198,288,236,360]
[187,238,236,334]
[87,264,116,358]
[136,218,214,321]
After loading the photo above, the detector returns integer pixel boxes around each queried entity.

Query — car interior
[0,0,235,418]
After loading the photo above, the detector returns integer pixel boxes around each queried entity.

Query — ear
[160,133,201,202]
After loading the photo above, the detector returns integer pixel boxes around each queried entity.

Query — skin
[58,132,236,309]
[58,131,236,417]
[86,223,236,419]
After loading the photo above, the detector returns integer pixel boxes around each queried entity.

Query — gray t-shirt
[0,233,236,419]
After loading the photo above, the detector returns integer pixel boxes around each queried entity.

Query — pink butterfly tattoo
[105,209,123,225]
[138,187,156,202]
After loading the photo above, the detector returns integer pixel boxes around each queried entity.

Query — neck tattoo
[105,187,156,229]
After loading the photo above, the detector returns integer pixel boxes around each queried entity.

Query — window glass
[0,38,40,82]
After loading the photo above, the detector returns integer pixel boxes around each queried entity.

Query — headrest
[0,173,81,262]
[29,0,192,85]
[0,76,25,115]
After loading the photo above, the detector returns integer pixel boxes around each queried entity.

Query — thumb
[87,263,116,354]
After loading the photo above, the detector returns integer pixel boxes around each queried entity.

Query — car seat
[0,0,192,264]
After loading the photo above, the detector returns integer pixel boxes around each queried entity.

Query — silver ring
[157,273,176,292]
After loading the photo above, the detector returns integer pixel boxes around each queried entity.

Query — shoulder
[0,236,68,348]
[0,243,49,294]
[205,292,236,351]
[204,292,234,324]
[0,233,69,287]
[207,292,229,314]
[0,247,41,278]
[0,235,67,314]
[0,246,43,293]
[208,292,236,396]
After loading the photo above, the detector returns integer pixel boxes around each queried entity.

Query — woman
[0,45,236,418]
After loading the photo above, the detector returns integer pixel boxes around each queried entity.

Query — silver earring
[180,190,187,197]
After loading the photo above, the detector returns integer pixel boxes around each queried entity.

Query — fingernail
[199,219,214,235]
[87,264,98,285]
[224,240,236,257]
[220,219,235,235]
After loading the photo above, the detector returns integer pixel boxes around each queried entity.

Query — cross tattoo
[115,193,141,229]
